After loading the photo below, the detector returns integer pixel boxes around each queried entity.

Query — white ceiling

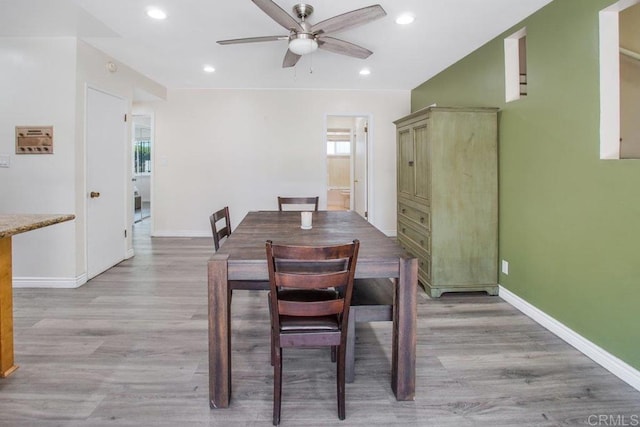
[0,0,552,91]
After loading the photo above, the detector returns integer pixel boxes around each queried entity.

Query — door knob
[90,191,100,198]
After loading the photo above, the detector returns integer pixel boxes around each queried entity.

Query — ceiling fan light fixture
[289,36,318,55]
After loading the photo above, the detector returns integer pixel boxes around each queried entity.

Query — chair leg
[268,297,274,366]
[270,330,275,366]
[273,347,282,426]
[337,345,346,420]
[346,316,356,383]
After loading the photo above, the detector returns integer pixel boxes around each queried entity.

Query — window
[133,139,150,174]
[505,28,527,102]
[133,121,151,174]
[326,128,351,155]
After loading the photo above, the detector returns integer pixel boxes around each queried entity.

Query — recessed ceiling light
[359,68,371,76]
[203,65,215,73]
[396,13,415,25]
[146,7,167,20]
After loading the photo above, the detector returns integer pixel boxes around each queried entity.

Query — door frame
[323,113,374,223]
[84,84,130,278]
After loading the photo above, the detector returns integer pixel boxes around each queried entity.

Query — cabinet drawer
[398,219,431,254]
[397,236,431,283]
[398,202,430,229]
[418,257,431,285]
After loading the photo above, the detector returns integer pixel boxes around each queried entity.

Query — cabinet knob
[90,191,100,198]
[408,161,414,167]
[402,228,406,233]
[420,240,424,246]
[402,208,406,213]
[420,217,425,223]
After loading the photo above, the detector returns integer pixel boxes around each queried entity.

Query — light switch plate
[0,154,10,168]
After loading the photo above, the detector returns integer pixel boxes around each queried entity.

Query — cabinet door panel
[397,127,414,198]
[413,123,430,205]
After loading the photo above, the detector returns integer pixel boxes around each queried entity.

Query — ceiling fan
[217,0,387,68]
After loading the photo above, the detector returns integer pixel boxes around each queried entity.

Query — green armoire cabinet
[394,107,499,298]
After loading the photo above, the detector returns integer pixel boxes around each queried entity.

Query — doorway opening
[325,114,370,220]
[132,115,152,224]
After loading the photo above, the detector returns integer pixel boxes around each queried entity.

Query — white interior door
[353,118,368,219]
[87,87,127,279]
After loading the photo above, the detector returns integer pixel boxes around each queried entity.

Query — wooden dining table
[207,210,417,408]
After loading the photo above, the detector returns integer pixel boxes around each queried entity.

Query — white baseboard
[126,248,135,259]
[499,285,640,392]
[382,229,397,237]
[13,273,87,289]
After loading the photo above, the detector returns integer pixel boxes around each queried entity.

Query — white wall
[1,37,165,287]
[142,88,409,236]
[0,37,78,281]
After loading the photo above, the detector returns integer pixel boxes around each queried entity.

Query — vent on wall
[15,126,53,154]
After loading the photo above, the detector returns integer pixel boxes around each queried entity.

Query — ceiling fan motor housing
[293,3,314,20]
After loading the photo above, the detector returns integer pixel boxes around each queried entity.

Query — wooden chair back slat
[279,299,344,317]
[277,196,319,211]
[275,271,349,290]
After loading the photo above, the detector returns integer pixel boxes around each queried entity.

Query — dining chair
[277,196,319,211]
[265,239,360,425]
[210,205,270,294]
[209,206,231,251]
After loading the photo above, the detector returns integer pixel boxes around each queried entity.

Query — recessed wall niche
[599,0,640,159]
[504,27,527,102]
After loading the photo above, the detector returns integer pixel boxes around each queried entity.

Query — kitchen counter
[1,213,75,377]
[0,214,75,239]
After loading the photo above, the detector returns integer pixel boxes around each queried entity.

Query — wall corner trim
[499,285,640,392]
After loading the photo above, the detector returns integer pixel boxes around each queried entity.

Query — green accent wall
[412,0,640,370]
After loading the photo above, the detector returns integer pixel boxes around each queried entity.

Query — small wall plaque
[15,126,53,154]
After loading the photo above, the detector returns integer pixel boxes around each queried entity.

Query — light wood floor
[1,219,638,426]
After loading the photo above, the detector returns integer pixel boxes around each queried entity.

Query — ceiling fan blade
[317,36,373,59]
[282,49,302,68]
[311,5,386,35]
[252,0,303,32]
[217,35,288,45]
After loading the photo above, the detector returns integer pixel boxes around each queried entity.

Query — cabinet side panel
[430,111,498,286]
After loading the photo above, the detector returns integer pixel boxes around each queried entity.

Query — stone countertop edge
[0,214,76,239]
